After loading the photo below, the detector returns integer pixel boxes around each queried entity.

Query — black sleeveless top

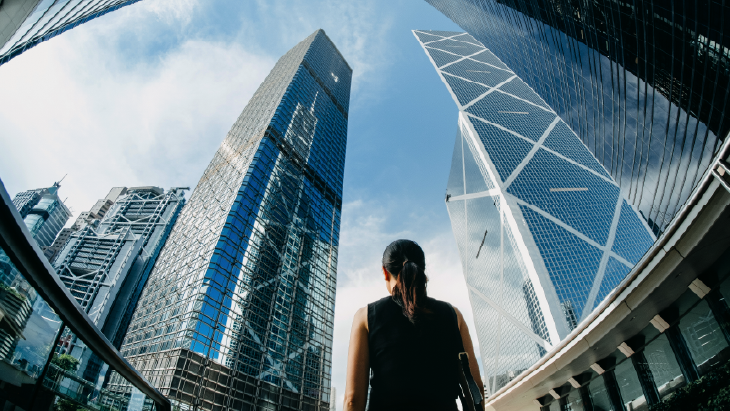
[367,296,460,411]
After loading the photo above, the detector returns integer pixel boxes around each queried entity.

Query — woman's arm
[343,306,370,411]
[454,307,486,410]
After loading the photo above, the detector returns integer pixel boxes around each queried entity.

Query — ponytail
[382,239,429,323]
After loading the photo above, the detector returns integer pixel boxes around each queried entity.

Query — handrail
[0,178,170,411]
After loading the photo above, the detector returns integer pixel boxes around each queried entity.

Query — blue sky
[0,0,479,407]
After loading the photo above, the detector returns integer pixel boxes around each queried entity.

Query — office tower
[0,0,140,65]
[414,30,656,395]
[0,179,168,411]
[44,186,128,262]
[14,182,71,249]
[425,0,730,236]
[1,182,70,287]
[0,0,139,65]
[52,186,184,389]
[53,187,185,347]
[113,30,350,411]
[0,182,69,367]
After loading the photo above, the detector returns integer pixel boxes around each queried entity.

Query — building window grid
[420,29,659,393]
[554,274,730,410]
[426,0,728,236]
[112,32,345,411]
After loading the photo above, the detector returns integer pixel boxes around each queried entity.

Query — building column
[602,369,625,411]
[578,385,594,411]
[631,350,660,405]
[706,289,730,345]
[665,326,699,383]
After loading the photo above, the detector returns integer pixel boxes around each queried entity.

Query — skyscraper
[414,30,656,395]
[0,182,69,370]
[53,186,185,385]
[44,186,128,262]
[14,182,71,249]
[0,0,140,66]
[53,186,185,346]
[425,0,730,236]
[113,30,350,411]
[1,182,70,288]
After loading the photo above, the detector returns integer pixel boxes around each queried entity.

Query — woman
[343,239,485,411]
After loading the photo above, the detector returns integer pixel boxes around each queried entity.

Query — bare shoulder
[353,306,368,331]
[354,306,367,320]
[452,305,464,321]
[452,305,467,329]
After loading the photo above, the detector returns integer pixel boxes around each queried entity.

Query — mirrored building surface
[113,30,350,411]
[0,179,170,411]
[414,30,655,395]
[0,0,140,66]
[0,182,70,362]
[425,0,729,237]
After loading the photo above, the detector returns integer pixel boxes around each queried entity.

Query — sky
[0,0,477,407]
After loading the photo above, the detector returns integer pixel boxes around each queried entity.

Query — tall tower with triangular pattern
[414,30,656,395]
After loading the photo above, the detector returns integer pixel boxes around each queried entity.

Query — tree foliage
[51,353,79,372]
[649,358,730,411]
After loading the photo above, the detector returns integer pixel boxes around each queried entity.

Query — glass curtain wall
[0,0,141,66]
[425,0,730,236]
[113,30,350,411]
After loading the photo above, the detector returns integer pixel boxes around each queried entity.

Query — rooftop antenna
[54,174,68,188]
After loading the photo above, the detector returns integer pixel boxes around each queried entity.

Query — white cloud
[0,9,275,217]
[246,0,395,101]
[0,0,396,218]
[331,199,481,410]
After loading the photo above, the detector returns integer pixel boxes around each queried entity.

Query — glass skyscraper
[51,186,184,394]
[0,182,69,373]
[425,0,729,236]
[1,182,70,288]
[0,0,140,65]
[53,186,185,341]
[112,30,350,411]
[414,30,655,395]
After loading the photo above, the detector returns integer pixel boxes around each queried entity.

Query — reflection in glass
[426,0,729,236]
[588,376,613,411]
[108,30,350,411]
[0,247,62,383]
[614,359,645,410]
[415,30,656,394]
[679,300,730,372]
[644,333,685,400]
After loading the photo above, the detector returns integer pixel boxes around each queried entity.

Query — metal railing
[0,178,170,411]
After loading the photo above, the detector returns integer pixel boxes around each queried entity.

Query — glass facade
[52,186,185,387]
[0,183,70,358]
[112,30,350,411]
[424,0,730,237]
[414,30,655,395]
[9,183,72,251]
[0,179,168,411]
[0,0,140,65]
[545,272,730,410]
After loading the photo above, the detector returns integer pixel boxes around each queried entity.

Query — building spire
[54,174,67,188]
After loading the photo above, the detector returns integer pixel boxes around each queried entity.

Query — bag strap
[450,305,484,410]
[450,304,466,353]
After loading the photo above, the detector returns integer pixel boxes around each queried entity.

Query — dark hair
[382,239,429,323]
